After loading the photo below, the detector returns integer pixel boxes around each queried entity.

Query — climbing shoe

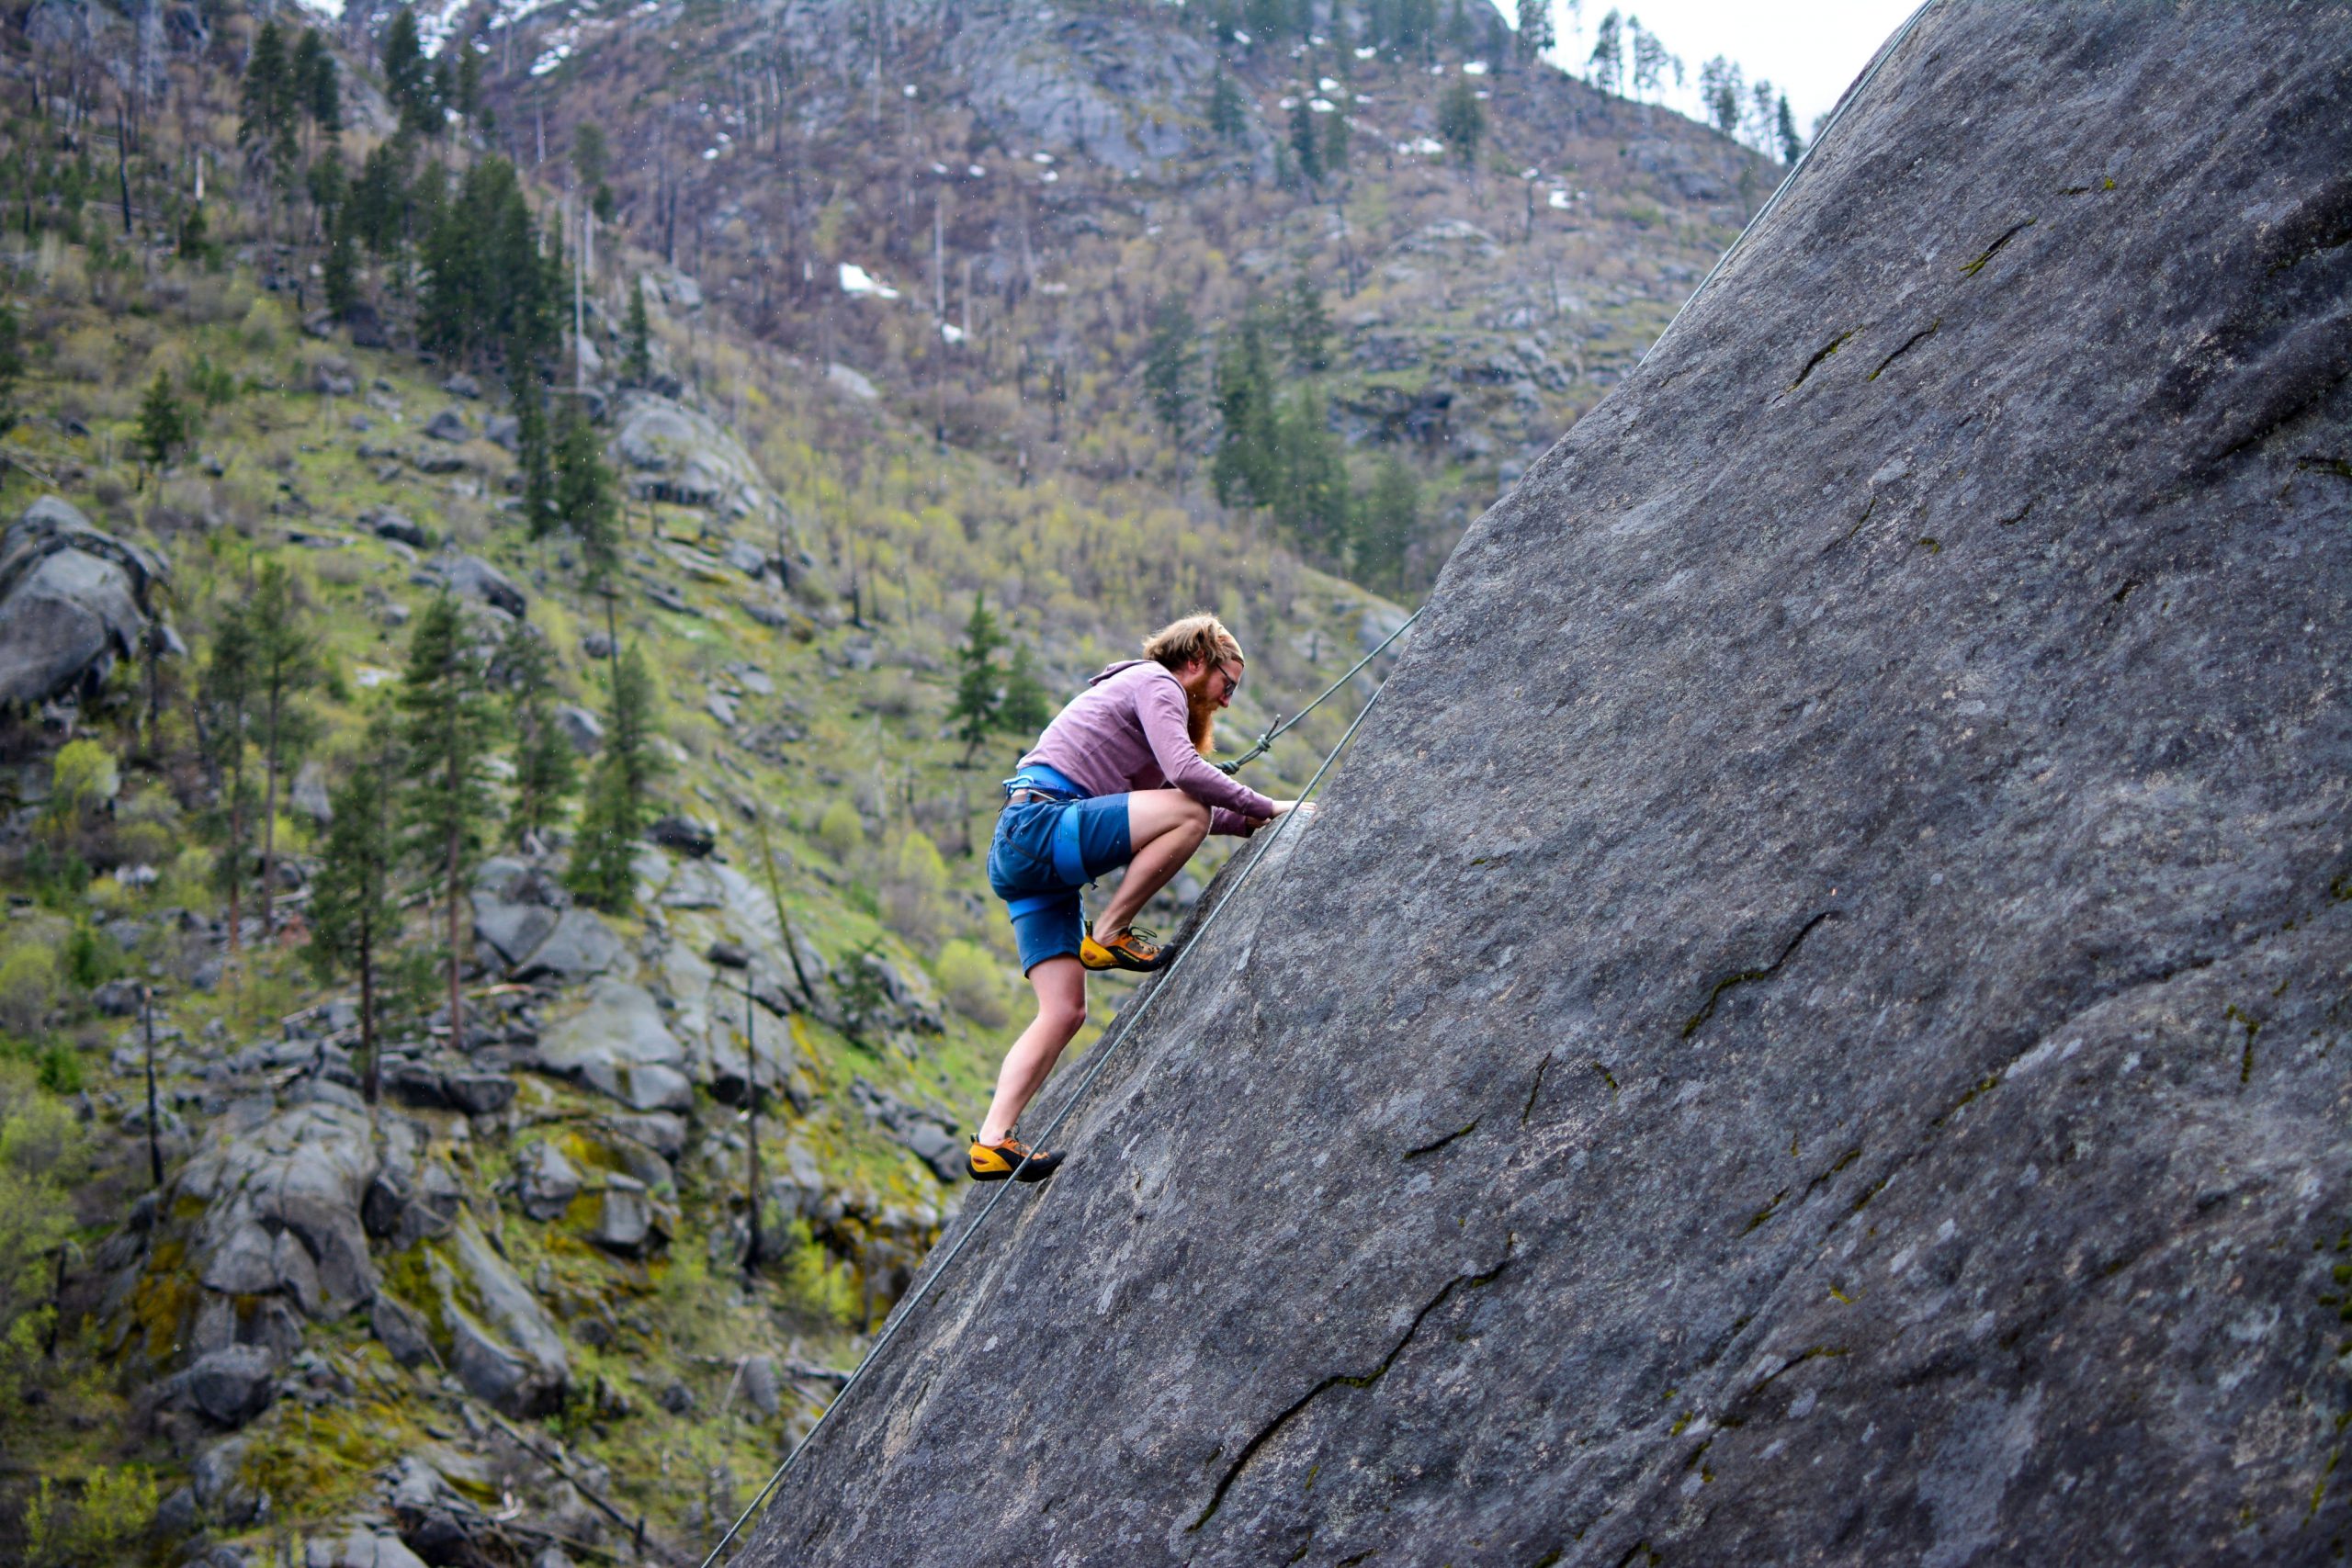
[967,1133,1062,1183]
[1080,922,1167,973]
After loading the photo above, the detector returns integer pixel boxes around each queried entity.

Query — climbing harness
[1216,604,1424,775]
[1638,0,1937,368]
[696,667,1404,1567]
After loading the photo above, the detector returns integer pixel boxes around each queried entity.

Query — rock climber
[967,613,1298,1182]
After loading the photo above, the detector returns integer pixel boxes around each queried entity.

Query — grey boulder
[515,1139,582,1222]
[442,554,526,617]
[0,496,166,705]
[441,1214,568,1416]
[179,1344,276,1427]
[422,407,471,442]
[741,10,2352,1568]
[511,908,624,981]
[537,978,692,1112]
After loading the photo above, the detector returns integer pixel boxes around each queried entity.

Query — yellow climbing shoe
[967,1133,1063,1183]
[1080,922,1167,973]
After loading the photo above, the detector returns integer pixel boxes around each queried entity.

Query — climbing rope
[1639,0,1938,368]
[1216,604,1424,775]
[697,671,1404,1567]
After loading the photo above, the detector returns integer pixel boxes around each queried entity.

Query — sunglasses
[1216,662,1243,697]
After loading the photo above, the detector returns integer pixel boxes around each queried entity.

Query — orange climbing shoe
[967,1133,1063,1183]
[1080,922,1167,973]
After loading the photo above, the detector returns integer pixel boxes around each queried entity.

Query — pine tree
[239,21,295,163]
[557,399,620,586]
[294,28,340,138]
[1776,93,1804,163]
[624,276,653,385]
[567,646,661,911]
[1356,450,1419,592]
[248,561,317,942]
[515,387,558,540]
[1288,96,1322,186]
[1321,93,1351,174]
[1207,72,1250,145]
[1587,8,1623,95]
[455,50,483,128]
[1516,0,1554,62]
[501,618,576,847]
[1438,77,1485,166]
[1629,22,1680,102]
[572,124,608,192]
[1000,643,1052,740]
[1143,299,1196,450]
[198,604,256,957]
[397,595,498,1053]
[0,303,24,436]
[308,720,400,1104]
[1213,309,1282,511]
[383,6,435,139]
[136,371,187,471]
[1283,271,1331,374]
[1274,387,1349,562]
[951,593,1006,766]
[1699,55,1743,138]
[323,215,357,318]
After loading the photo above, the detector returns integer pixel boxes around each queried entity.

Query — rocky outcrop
[746,9,2352,1566]
[537,977,692,1112]
[177,1100,379,1325]
[0,495,169,705]
[611,391,769,515]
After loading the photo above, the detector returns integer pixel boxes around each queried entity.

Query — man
[969,613,1298,1182]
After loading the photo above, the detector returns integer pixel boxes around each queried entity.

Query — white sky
[1527,0,1923,138]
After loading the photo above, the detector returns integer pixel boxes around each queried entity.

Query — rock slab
[744,10,2352,1567]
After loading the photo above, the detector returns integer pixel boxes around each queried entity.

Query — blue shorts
[989,768,1134,973]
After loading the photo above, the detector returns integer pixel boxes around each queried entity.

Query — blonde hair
[1141,613,1244,673]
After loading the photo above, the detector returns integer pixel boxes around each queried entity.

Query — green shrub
[935,940,1009,1028]
[0,944,57,1036]
[34,1043,80,1096]
[815,799,865,862]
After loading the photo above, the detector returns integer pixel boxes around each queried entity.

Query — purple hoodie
[1018,660,1276,836]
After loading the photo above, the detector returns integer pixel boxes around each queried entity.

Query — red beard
[1186,682,1218,758]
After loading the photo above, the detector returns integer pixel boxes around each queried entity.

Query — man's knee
[1045,998,1089,1035]
[1179,795,1210,837]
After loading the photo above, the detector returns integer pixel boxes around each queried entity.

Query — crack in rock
[1186,1250,1513,1531]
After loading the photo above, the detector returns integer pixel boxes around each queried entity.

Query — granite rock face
[748,10,2352,1566]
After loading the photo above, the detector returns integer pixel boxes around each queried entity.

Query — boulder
[440,373,482,400]
[369,1292,440,1370]
[648,814,717,858]
[472,895,558,969]
[737,11,2352,1567]
[515,1139,582,1222]
[0,496,167,705]
[422,407,472,442]
[180,1344,276,1427]
[292,761,334,824]
[332,1529,430,1568]
[443,1214,567,1416]
[442,1071,515,1116]
[442,554,526,617]
[588,1174,660,1257]
[555,704,604,755]
[370,510,430,548]
[485,412,520,452]
[511,908,624,981]
[537,978,692,1112]
[178,1100,378,1320]
[741,1354,781,1419]
[611,391,765,512]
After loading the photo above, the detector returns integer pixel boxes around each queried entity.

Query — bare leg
[1094,789,1208,940]
[979,956,1086,1143]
